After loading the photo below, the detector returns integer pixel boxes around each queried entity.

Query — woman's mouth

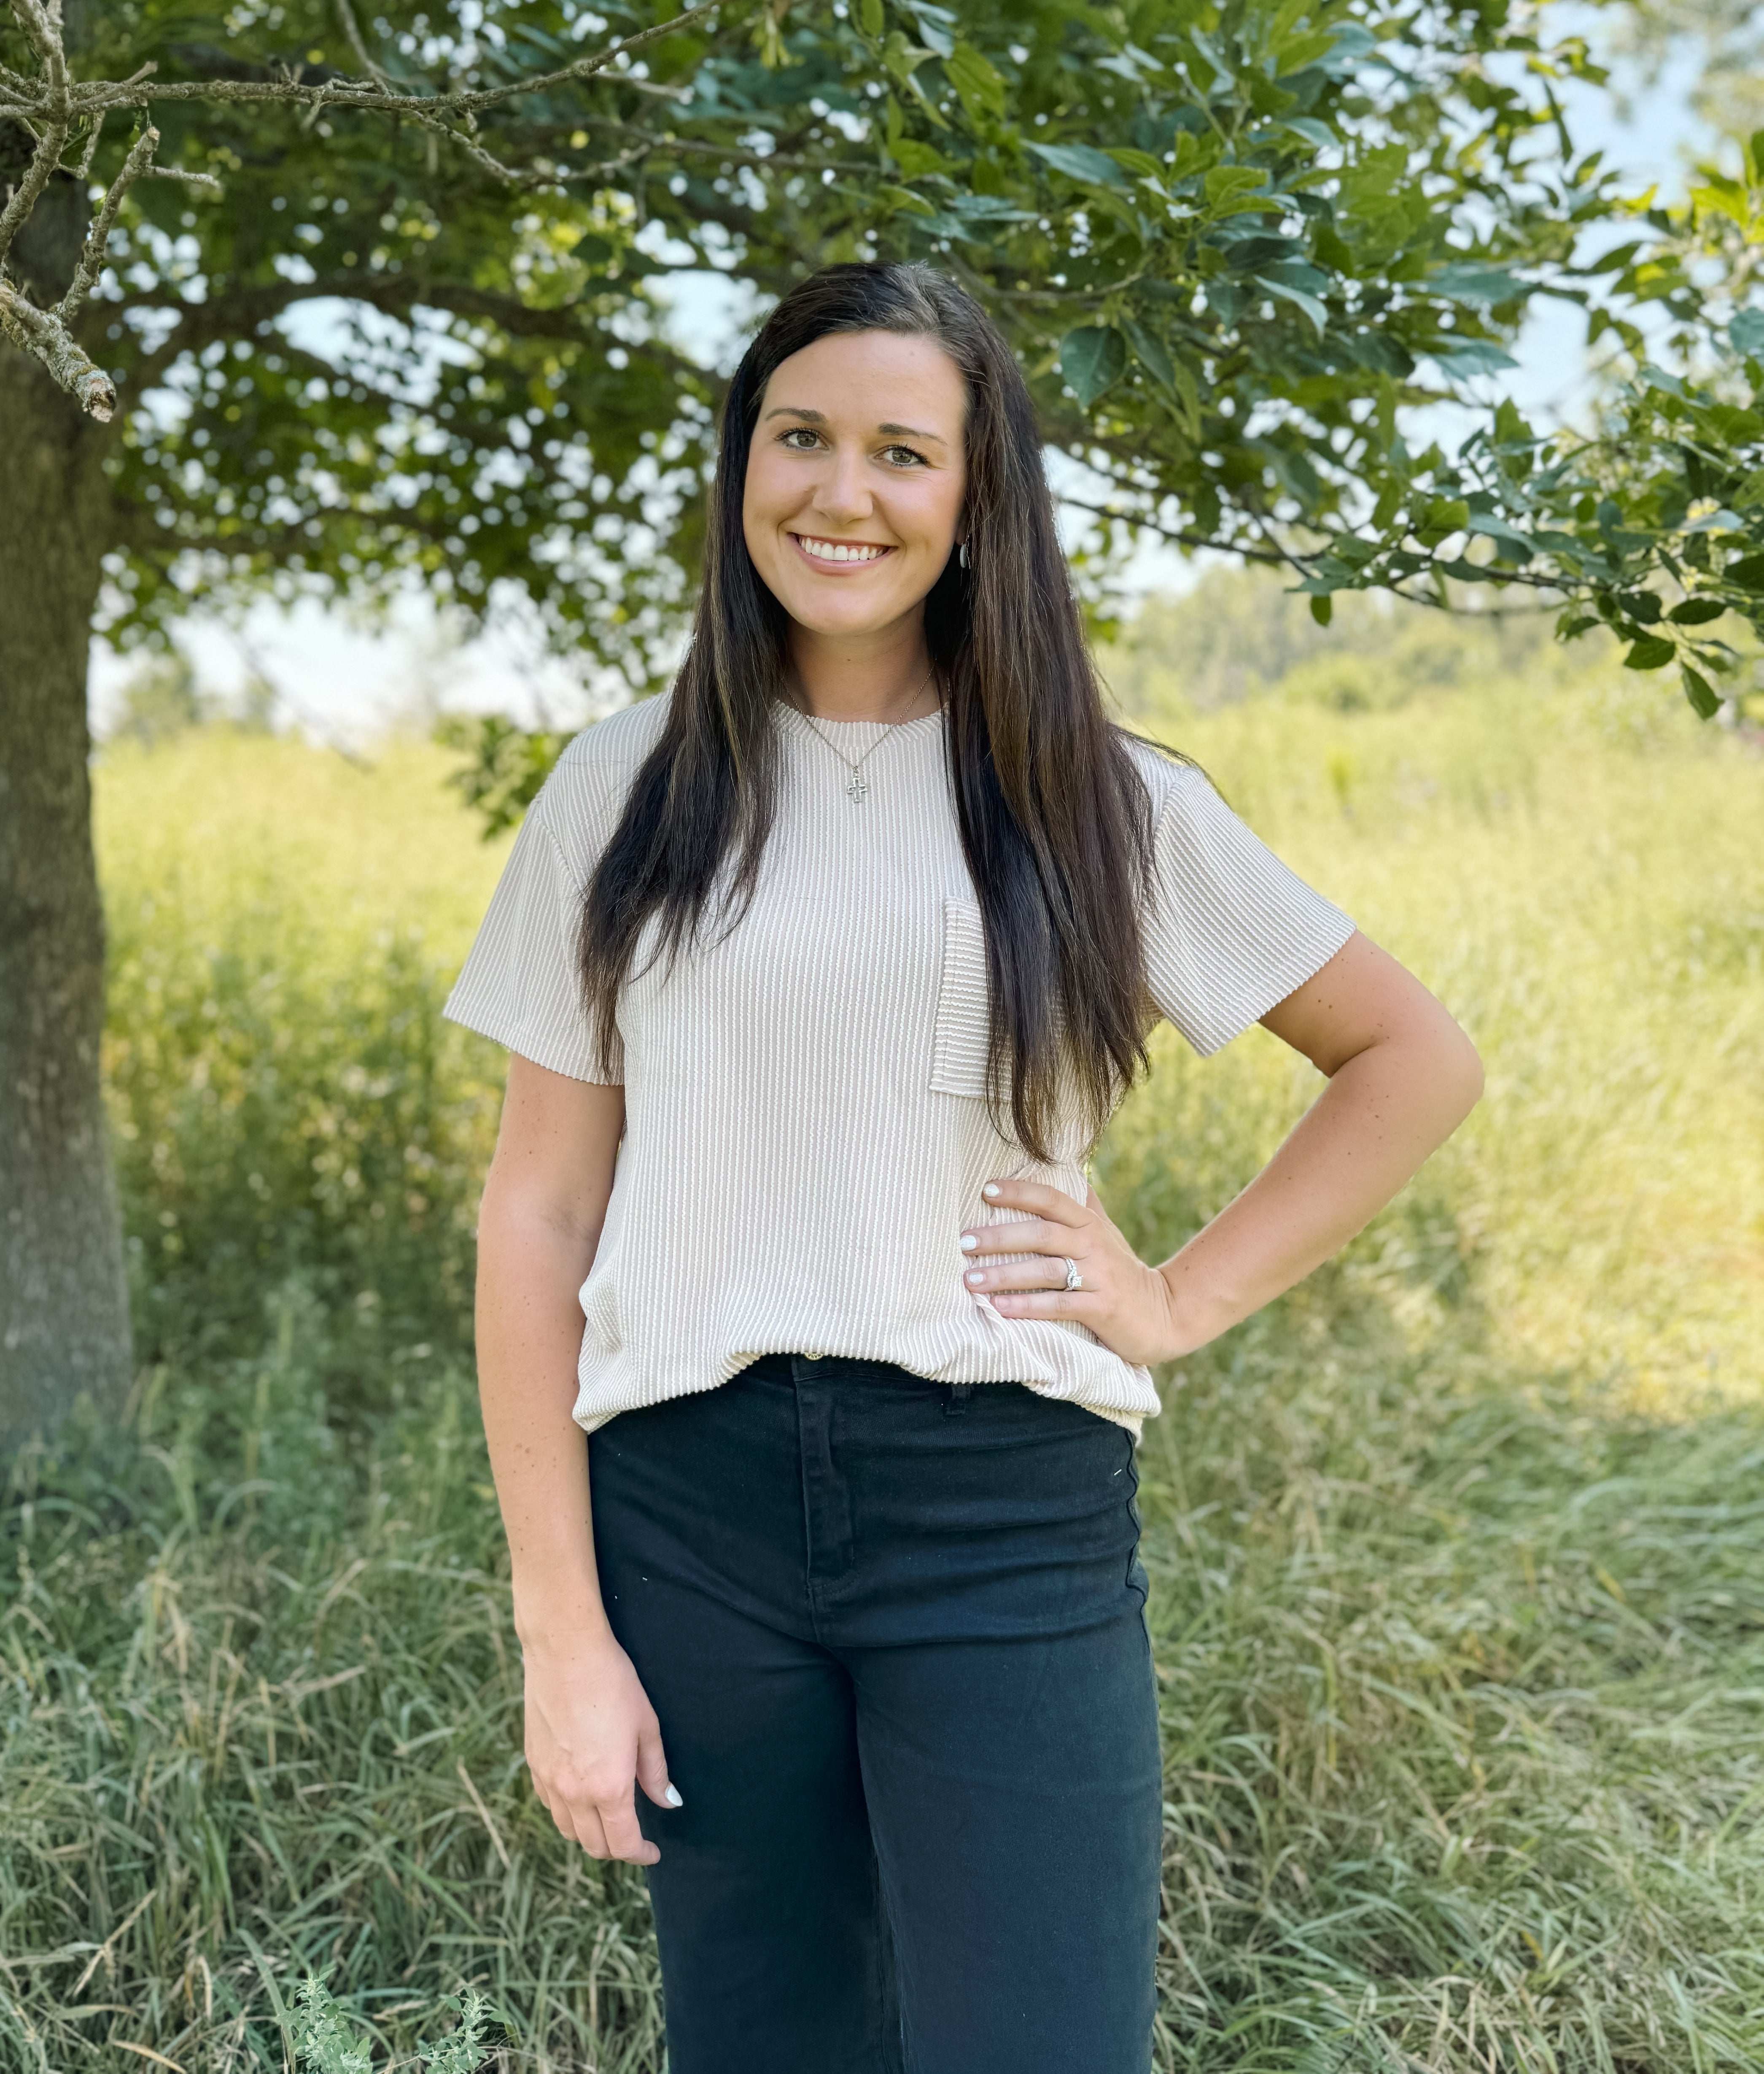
[789,532,895,568]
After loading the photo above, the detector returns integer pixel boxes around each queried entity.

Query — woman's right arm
[475,1052,678,1864]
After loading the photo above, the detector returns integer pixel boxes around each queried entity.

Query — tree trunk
[0,345,130,1453]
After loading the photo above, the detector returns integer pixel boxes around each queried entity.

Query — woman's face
[742,329,969,642]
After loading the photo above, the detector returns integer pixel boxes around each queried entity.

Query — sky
[86,6,1719,746]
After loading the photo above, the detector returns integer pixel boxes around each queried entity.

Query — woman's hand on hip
[959,1178,1188,1369]
[522,1625,680,1863]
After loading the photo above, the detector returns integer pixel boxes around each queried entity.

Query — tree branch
[1059,491,1575,604]
[1058,494,1293,568]
[56,121,156,322]
[1,0,733,410]
[0,277,115,416]
[76,2,724,122]
[0,0,69,266]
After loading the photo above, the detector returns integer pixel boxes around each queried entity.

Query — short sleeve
[443,800,623,1084]
[1143,764,1355,1057]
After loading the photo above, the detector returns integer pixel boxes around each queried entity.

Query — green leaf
[859,0,885,37]
[1204,165,1270,209]
[1107,148,1169,182]
[1121,316,1176,394]
[1427,262,1530,304]
[1280,118,1338,149]
[888,137,949,178]
[1638,361,1688,399]
[1188,27,1235,83]
[1684,507,1746,533]
[1623,636,1676,671]
[1731,309,1764,361]
[1726,553,1764,589]
[1425,339,1519,377]
[1681,666,1722,717]
[1422,498,1471,534]
[946,42,1007,121]
[1466,512,1535,563]
[901,1,956,59]
[1027,141,1131,188]
[1256,273,1328,337]
[1667,597,1727,623]
[1060,326,1127,407]
[1309,594,1333,626]
[877,184,937,217]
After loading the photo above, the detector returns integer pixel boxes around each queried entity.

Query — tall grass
[2,661,1761,2070]
[97,735,508,1390]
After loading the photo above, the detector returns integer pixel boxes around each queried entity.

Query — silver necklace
[797,671,937,804]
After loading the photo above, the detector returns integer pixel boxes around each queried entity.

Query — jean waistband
[737,1351,978,1397]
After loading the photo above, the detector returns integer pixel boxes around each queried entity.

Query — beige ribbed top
[445,694,1354,1435]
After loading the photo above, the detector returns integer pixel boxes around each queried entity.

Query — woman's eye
[780,427,821,450]
[881,445,927,468]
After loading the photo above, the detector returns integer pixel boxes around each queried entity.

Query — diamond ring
[1062,1257,1083,1292]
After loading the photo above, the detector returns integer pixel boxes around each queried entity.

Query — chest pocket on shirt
[929,898,993,1099]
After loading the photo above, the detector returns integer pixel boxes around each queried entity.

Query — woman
[446,262,1482,2074]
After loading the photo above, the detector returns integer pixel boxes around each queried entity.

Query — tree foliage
[3,0,1762,718]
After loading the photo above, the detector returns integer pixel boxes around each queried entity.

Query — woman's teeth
[796,537,887,564]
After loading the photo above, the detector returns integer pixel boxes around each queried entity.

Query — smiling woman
[743,331,968,666]
[443,262,1485,2074]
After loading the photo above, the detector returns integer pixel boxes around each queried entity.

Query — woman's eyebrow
[762,404,948,448]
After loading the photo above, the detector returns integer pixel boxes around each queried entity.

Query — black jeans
[587,1353,1162,2074]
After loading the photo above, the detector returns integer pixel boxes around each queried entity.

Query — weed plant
[1,655,1760,2069]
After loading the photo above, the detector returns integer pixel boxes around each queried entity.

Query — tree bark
[0,344,130,1453]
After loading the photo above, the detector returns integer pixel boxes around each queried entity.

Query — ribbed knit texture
[445,696,1355,1435]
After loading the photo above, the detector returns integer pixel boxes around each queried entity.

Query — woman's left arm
[959,931,1485,1366]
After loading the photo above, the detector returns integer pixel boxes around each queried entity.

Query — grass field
[2,628,1761,2071]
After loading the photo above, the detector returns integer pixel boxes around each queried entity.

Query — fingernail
[959,1233,978,1251]
[966,1270,984,1286]
[664,1784,683,1808]
[982,1183,1001,1199]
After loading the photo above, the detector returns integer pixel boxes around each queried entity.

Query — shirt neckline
[774,700,946,742]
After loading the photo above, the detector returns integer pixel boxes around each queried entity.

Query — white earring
[958,540,970,569]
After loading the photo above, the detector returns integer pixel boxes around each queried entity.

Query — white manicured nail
[982,1183,1001,1199]
[966,1270,983,1286]
[959,1234,978,1251]
[664,1784,683,1808]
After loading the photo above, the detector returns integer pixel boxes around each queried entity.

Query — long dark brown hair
[580,261,1157,1160]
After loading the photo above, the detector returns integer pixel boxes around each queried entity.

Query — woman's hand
[522,1624,681,1864]
[959,1179,1191,1369]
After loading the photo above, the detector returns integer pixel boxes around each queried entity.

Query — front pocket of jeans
[929,897,992,1098]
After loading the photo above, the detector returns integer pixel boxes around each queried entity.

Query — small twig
[1059,493,1293,567]
[56,122,158,321]
[332,0,395,91]
[572,121,875,177]
[1060,492,1579,595]
[0,277,116,417]
[139,165,223,192]
[952,254,1153,307]
[73,107,105,177]
[0,0,71,267]
[230,631,375,769]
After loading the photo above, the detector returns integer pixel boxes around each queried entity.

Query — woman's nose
[812,445,873,528]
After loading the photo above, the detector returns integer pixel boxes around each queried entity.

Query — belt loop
[943,1383,973,1417]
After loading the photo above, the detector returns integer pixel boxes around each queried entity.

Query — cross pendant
[846,770,869,803]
